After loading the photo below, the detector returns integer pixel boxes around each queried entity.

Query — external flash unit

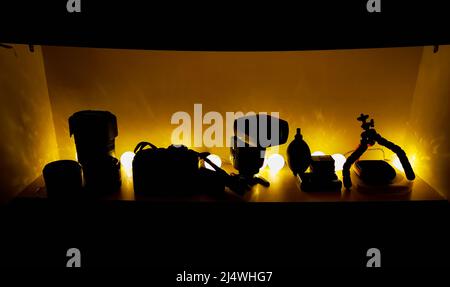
[230,114,289,187]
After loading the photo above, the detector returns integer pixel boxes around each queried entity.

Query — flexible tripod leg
[375,135,416,180]
[343,143,368,189]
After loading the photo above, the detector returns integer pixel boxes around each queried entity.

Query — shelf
[18,163,445,202]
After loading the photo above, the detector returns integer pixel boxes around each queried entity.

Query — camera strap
[134,141,158,154]
[200,153,229,178]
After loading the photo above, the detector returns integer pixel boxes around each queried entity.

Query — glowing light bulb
[205,154,222,170]
[120,151,135,177]
[392,155,403,171]
[267,153,285,173]
[260,156,268,170]
[331,153,346,171]
[392,154,417,172]
[311,151,325,156]
[393,154,415,172]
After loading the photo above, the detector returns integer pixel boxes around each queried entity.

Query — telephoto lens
[69,110,118,164]
[82,156,121,195]
[69,110,121,195]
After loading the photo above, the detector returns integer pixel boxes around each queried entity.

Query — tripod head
[357,114,377,146]
[357,114,374,131]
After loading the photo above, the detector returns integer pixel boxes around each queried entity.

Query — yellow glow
[392,154,417,173]
[267,153,285,173]
[311,151,325,156]
[205,154,222,170]
[331,153,346,171]
[409,155,417,170]
[120,151,135,177]
[392,155,403,171]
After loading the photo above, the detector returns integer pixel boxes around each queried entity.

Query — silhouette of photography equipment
[287,128,342,192]
[354,160,396,185]
[230,114,289,189]
[43,160,83,199]
[287,128,311,176]
[342,114,415,189]
[132,141,256,198]
[69,110,121,194]
[133,143,202,196]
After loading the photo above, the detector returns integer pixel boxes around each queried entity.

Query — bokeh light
[205,154,222,170]
[120,151,135,177]
[267,153,285,173]
[331,153,346,171]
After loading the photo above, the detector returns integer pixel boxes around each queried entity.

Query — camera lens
[69,110,121,194]
[43,160,82,198]
[69,110,118,165]
[82,156,121,194]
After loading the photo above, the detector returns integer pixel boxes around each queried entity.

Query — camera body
[133,143,222,196]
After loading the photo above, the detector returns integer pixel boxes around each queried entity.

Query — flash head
[233,114,289,148]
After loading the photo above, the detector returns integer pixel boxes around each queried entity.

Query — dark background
[0,0,449,50]
[1,200,449,282]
